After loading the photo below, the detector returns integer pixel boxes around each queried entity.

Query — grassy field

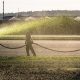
[0,35,80,40]
[0,16,80,35]
[0,56,80,80]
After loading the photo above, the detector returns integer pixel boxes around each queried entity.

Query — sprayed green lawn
[0,35,80,40]
[0,16,80,35]
[0,56,80,80]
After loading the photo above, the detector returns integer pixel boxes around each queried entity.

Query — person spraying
[25,31,36,56]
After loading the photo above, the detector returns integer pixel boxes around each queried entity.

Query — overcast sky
[0,0,80,13]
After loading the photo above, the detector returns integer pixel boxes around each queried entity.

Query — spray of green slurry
[0,16,80,35]
[0,18,50,35]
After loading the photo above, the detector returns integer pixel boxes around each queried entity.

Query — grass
[0,56,80,80]
[0,35,80,40]
[0,16,80,35]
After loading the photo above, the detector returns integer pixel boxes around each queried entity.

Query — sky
[0,0,80,13]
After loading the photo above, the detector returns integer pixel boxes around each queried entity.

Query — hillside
[1,10,80,17]
[0,16,80,35]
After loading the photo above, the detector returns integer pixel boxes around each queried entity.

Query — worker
[25,31,36,56]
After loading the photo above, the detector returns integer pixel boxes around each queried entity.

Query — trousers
[26,44,36,56]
